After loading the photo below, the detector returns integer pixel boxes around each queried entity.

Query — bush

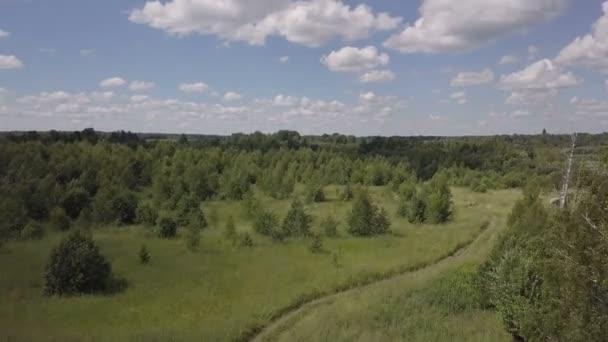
[49,207,70,231]
[281,198,312,237]
[61,186,90,219]
[406,190,427,224]
[185,223,200,251]
[44,231,112,296]
[338,184,354,201]
[320,215,338,237]
[253,210,279,236]
[157,212,177,239]
[20,220,44,240]
[347,189,391,236]
[224,215,237,243]
[112,190,138,225]
[239,232,254,247]
[309,234,323,254]
[136,200,158,226]
[138,244,150,264]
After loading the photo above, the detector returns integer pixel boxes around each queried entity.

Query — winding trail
[245,218,499,342]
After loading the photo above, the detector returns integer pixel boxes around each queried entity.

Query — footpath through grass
[0,187,518,341]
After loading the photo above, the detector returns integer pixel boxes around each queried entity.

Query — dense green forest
[0,129,607,341]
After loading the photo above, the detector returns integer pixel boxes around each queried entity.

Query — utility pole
[559,133,577,209]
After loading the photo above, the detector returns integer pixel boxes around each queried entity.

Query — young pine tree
[282,198,312,237]
[224,215,237,244]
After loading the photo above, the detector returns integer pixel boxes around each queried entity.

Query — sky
[0,0,607,136]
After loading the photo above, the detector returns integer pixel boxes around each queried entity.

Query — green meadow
[0,186,518,341]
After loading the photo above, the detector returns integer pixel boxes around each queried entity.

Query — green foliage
[238,232,254,247]
[61,186,90,219]
[308,234,323,254]
[426,266,481,315]
[44,231,112,296]
[49,207,70,231]
[224,215,237,243]
[20,220,44,240]
[320,215,338,237]
[338,184,354,201]
[480,173,608,341]
[253,210,279,237]
[136,200,158,226]
[405,189,427,224]
[138,244,150,264]
[304,178,325,203]
[185,223,200,251]
[426,176,454,224]
[241,190,261,218]
[157,212,177,239]
[347,189,391,236]
[282,198,313,237]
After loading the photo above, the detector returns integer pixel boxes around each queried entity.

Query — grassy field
[0,186,518,341]
[260,196,513,342]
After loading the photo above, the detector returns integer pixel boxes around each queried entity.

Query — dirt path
[247,219,498,342]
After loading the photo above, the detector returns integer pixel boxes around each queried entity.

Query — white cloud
[129,80,155,91]
[450,68,494,87]
[179,82,209,93]
[279,56,289,63]
[359,69,395,83]
[555,1,608,73]
[500,59,579,90]
[80,49,94,57]
[0,29,9,39]
[384,0,567,53]
[129,0,401,48]
[131,95,150,102]
[499,55,519,65]
[223,92,242,102]
[321,46,389,72]
[0,55,24,69]
[570,97,608,117]
[450,91,467,104]
[500,59,579,106]
[99,77,127,88]
[511,110,531,118]
[528,46,540,61]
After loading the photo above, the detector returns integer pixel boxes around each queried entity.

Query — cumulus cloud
[500,59,579,106]
[279,56,289,63]
[555,1,608,73]
[129,80,155,91]
[500,59,579,90]
[131,95,150,102]
[129,0,401,48]
[384,0,568,53]
[450,68,494,87]
[499,55,519,65]
[321,46,389,72]
[359,69,396,83]
[0,29,10,39]
[179,82,209,93]
[223,92,242,102]
[0,55,24,69]
[570,97,608,117]
[450,91,467,104]
[99,77,127,88]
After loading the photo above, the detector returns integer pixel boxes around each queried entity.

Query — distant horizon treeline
[0,128,605,241]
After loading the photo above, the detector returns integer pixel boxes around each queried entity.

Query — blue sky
[1,0,607,135]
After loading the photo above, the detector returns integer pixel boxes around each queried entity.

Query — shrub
[44,231,112,296]
[309,234,323,254]
[157,212,177,239]
[347,189,391,236]
[185,223,200,251]
[20,220,44,240]
[112,190,138,224]
[320,215,338,237]
[253,210,278,236]
[282,198,312,237]
[136,200,158,226]
[138,244,150,264]
[224,215,237,243]
[239,232,254,247]
[61,186,90,219]
[338,184,354,201]
[406,191,427,224]
[49,207,70,231]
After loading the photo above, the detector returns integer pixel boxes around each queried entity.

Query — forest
[0,129,606,341]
